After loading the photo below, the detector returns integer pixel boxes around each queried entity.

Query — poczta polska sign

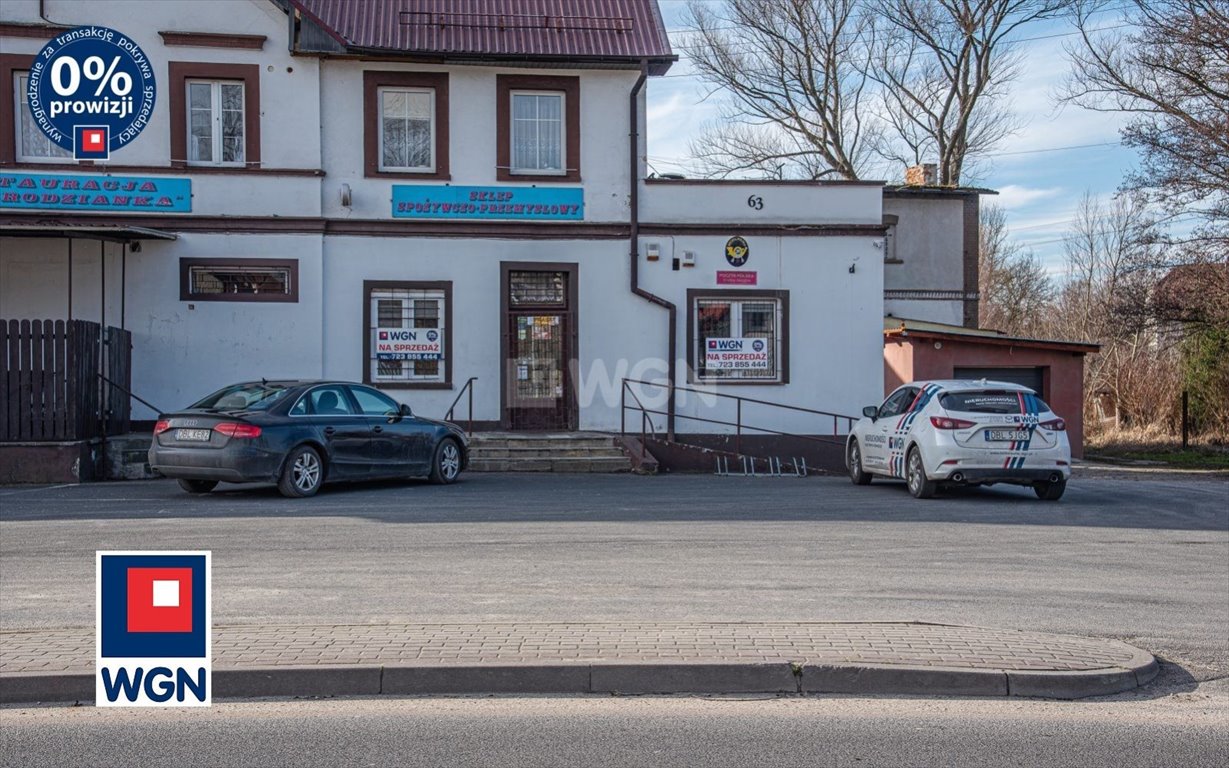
[26,26,155,161]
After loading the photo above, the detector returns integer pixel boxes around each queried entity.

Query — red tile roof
[287,0,675,73]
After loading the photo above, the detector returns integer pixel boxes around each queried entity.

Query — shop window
[687,290,789,384]
[363,281,453,389]
[496,75,579,182]
[379,87,434,172]
[179,258,297,302]
[363,71,449,179]
[168,62,260,169]
[12,72,71,162]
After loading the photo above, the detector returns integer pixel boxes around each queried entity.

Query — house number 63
[746,194,764,210]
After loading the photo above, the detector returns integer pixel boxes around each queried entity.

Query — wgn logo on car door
[96,551,211,706]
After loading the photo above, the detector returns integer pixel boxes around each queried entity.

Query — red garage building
[883,319,1100,458]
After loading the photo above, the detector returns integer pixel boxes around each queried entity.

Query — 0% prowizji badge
[26,26,156,161]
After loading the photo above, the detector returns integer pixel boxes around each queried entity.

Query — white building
[1,0,890,466]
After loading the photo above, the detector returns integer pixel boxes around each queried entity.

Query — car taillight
[154,420,171,434]
[214,422,262,439]
[1039,418,1066,431]
[930,416,976,430]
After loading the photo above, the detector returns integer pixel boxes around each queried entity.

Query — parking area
[2,472,1227,685]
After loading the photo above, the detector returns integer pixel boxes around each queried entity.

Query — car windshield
[190,383,291,411]
[940,390,1050,414]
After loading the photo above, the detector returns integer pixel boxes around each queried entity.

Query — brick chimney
[905,163,938,186]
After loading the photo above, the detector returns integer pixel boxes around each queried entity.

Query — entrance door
[502,266,577,430]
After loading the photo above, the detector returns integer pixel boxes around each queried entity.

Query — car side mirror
[387,403,412,423]
[863,405,879,421]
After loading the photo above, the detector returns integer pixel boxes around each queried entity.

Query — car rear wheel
[429,438,462,485]
[279,445,323,498]
[847,440,872,485]
[177,479,217,494]
[1034,479,1066,501]
[906,447,937,499]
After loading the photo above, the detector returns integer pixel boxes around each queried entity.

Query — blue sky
[646,1,1138,273]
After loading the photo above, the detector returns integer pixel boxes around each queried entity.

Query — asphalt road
[2,472,1226,683]
[3,686,1228,768]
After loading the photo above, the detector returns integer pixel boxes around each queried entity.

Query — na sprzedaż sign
[705,337,770,370]
[392,185,583,221]
[376,328,442,361]
[0,172,191,212]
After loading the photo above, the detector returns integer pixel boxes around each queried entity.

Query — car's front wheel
[847,439,872,485]
[177,479,217,494]
[428,438,462,485]
[906,446,937,499]
[279,445,324,498]
[1034,479,1067,501]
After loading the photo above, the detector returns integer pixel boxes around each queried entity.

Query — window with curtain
[510,91,564,174]
[379,87,434,171]
[14,73,71,161]
[186,80,245,165]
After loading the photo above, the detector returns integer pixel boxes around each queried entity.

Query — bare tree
[869,0,1071,185]
[682,0,877,179]
[1052,193,1174,427]
[978,205,1054,335]
[1061,0,1229,263]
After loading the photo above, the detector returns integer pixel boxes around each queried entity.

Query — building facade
[1,0,888,444]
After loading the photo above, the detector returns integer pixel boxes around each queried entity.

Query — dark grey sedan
[148,380,468,497]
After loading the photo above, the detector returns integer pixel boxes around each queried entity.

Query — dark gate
[1,319,131,442]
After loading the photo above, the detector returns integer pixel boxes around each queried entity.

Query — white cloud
[994,184,1066,209]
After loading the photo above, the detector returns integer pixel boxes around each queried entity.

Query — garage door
[953,366,1044,394]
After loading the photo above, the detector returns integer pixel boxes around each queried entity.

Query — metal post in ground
[1182,390,1189,450]
[736,399,742,455]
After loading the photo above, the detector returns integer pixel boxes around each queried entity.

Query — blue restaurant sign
[393,185,582,221]
[0,172,191,212]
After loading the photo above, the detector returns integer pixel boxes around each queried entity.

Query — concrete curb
[0,654,1159,705]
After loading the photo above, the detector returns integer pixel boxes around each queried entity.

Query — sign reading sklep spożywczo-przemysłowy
[96,551,211,707]
[705,337,770,370]
[376,328,443,361]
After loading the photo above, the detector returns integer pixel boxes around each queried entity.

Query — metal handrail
[619,377,856,456]
[445,376,477,435]
[97,373,162,416]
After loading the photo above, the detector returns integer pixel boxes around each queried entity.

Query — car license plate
[175,428,211,442]
[985,429,1029,442]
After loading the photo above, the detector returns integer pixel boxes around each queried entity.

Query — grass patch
[1086,426,1229,468]
[1088,449,1229,469]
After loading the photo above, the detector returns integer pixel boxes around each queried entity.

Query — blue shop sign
[393,185,583,221]
[0,172,191,212]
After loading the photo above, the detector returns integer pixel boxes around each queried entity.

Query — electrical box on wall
[681,250,696,268]
[646,243,660,262]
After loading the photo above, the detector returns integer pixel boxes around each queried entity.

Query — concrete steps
[467,432,633,473]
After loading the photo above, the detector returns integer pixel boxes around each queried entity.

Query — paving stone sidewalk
[1,621,1144,674]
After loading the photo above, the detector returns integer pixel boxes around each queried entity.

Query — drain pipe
[628,60,676,439]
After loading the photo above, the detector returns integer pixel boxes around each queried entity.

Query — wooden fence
[0,319,132,442]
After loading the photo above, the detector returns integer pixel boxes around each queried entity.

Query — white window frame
[369,287,447,385]
[509,89,566,176]
[693,296,785,383]
[13,72,72,163]
[377,86,436,173]
[185,79,245,167]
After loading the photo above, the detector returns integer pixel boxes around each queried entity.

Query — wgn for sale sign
[376,328,442,361]
[705,337,769,370]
